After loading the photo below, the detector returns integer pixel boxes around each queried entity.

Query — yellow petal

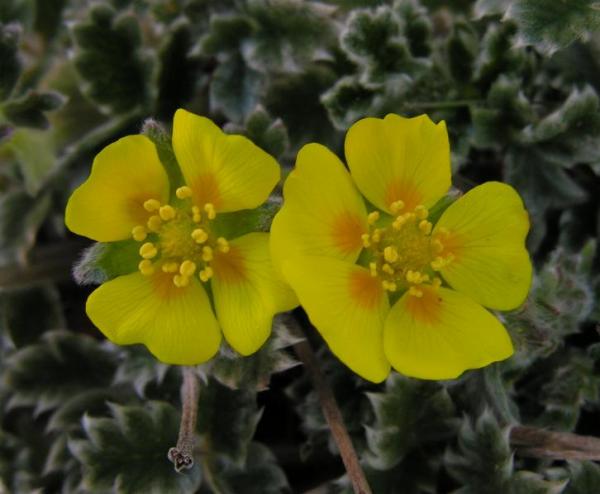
[65,135,169,242]
[283,256,390,383]
[384,286,513,380]
[345,114,450,213]
[172,109,279,212]
[86,271,221,365]
[270,143,368,275]
[211,232,298,356]
[434,182,532,310]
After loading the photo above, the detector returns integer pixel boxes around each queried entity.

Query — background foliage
[1,0,600,492]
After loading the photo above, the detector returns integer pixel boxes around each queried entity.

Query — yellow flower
[65,109,297,365]
[270,114,532,383]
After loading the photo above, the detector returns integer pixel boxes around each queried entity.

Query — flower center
[131,186,230,288]
[361,201,455,297]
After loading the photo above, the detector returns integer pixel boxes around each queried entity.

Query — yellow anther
[131,225,147,242]
[191,228,208,244]
[361,233,371,248]
[147,215,162,232]
[204,203,216,220]
[383,246,398,263]
[159,205,176,221]
[382,280,397,292]
[367,211,380,225]
[176,186,192,199]
[382,263,394,275]
[202,246,213,261]
[138,259,154,276]
[139,242,157,259]
[419,220,432,235]
[180,260,197,277]
[192,206,201,223]
[369,262,378,277]
[431,257,445,271]
[431,277,442,290]
[414,205,429,219]
[371,229,382,243]
[161,261,179,273]
[390,200,405,214]
[173,274,190,288]
[408,286,423,298]
[217,237,230,253]
[143,199,161,212]
[199,266,213,282]
[432,239,444,253]
[392,216,406,230]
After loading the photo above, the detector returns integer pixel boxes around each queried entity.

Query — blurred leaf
[0,22,21,100]
[507,0,600,54]
[201,14,254,55]
[447,21,478,85]
[0,284,64,347]
[564,461,600,494]
[322,75,377,130]
[32,0,67,41]
[112,345,170,398]
[4,330,116,414]
[72,4,150,113]
[3,90,64,129]
[69,401,202,493]
[473,0,512,19]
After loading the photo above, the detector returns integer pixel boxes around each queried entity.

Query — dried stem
[168,366,200,473]
[510,425,600,461]
[289,316,373,494]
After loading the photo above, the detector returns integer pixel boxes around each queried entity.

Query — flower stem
[288,315,373,494]
[168,366,199,473]
[510,425,600,461]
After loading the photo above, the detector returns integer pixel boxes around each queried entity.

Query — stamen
[159,205,176,221]
[199,266,213,282]
[143,199,161,212]
[191,228,208,244]
[361,233,371,248]
[419,220,432,235]
[132,225,147,242]
[204,203,216,220]
[173,274,190,288]
[180,260,197,277]
[216,237,230,253]
[371,229,382,243]
[383,246,398,263]
[414,205,429,220]
[392,216,406,230]
[147,215,162,232]
[382,280,397,292]
[431,277,442,290]
[162,261,179,273]
[367,211,380,225]
[139,242,158,259]
[382,263,394,275]
[369,262,378,277]
[138,259,154,276]
[192,206,201,223]
[390,200,405,214]
[176,186,192,199]
[202,246,213,262]
[408,286,423,298]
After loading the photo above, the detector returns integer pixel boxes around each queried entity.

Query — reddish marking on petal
[440,231,464,264]
[404,286,443,325]
[126,193,153,224]
[191,172,221,208]
[384,179,423,212]
[150,271,189,300]
[348,269,385,310]
[331,211,367,254]
[212,246,247,284]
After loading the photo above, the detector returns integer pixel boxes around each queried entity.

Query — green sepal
[212,198,280,239]
[72,239,140,285]
[141,118,184,191]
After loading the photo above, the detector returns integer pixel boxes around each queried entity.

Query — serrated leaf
[322,75,377,130]
[72,4,150,113]
[0,22,21,100]
[0,283,64,347]
[4,330,116,414]
[365,374,456,469]
[70,401,201,494]
[196,378,261,466]
[3,90,64,129]
[507,0,600,54]
[112,345,170,398]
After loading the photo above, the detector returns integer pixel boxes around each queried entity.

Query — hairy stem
[288,315,373,494]
[510,425,600,461]
[168,366,200,473]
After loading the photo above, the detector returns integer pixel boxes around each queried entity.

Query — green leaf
[32,0,67,41]
[72,4,150,113]
[507,0,600,54]
[365,374,456,469]
[4,330,117,414]
[473,0,512,19]
[72,240,139,285]
[112,345,170,398]
[0,283,64,348]
[196,378,261,466]
[0,22,21,100]
[201,14,254,55]
[69,401,202,494]
[3,90,64,129]
[564,461,600,494]
[322,75,377,130]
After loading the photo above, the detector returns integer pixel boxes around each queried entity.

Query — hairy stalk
[288,315,373,494]
[168,366,200,473]
[510,425,600,461]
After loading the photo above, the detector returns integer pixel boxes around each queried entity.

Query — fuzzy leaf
[507,0,600,54]
[3,90,64,129]
[112,345,170,398]
[4,330,116,414]
[0,22,21,100]
[72,4,150,113]
[69,401,201,493]
[322,75,377,130]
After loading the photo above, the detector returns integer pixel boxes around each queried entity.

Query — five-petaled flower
[66,109,296,365]
[270,114,532,383]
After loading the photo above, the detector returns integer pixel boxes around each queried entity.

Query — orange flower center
[361,201,455,298]
[130,186,231,288]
